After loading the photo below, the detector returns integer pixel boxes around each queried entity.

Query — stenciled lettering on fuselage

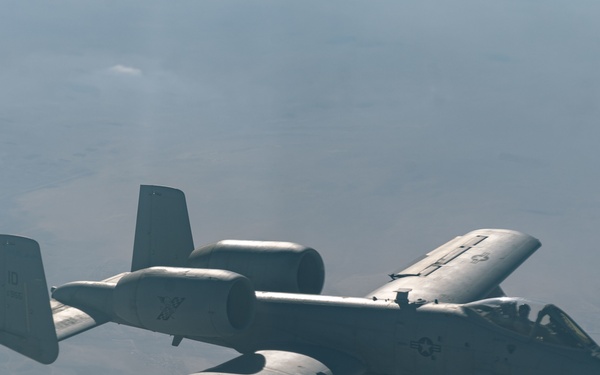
[157,296,186,320]
[410,337,442,357]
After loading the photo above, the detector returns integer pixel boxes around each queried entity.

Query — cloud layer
[108,64,142,76]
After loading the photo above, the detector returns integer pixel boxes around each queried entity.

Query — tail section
[1,185,196,364]
[0,235,58,364]
[131,185,195,271]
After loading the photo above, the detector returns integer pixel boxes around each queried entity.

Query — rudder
[131,185,195,271]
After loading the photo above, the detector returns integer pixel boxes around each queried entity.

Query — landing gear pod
[113,267,255,337]
[187,240,325,294]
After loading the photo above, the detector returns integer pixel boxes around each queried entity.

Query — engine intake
[187,240,325,294]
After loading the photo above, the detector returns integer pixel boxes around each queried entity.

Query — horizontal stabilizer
[52,272,128,341]
[0,235,58,364]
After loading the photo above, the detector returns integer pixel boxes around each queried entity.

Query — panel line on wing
[418,235,488,277]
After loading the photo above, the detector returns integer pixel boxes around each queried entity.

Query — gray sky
[2,1,600,373]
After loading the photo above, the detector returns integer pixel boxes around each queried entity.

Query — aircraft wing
[367,229,541,304]
[193,349,366,375]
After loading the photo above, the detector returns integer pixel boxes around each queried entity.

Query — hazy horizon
[2,1,600,374]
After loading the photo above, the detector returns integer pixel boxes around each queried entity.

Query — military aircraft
[1,185,599,374]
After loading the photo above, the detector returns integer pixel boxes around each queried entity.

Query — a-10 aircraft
[1,185,599,374]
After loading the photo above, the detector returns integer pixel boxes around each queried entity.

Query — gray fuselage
[193,293,600,375]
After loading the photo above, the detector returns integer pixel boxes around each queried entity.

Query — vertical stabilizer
[131,185,195,271]
[0,235,58,364]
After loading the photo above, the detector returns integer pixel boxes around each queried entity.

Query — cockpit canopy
[465,297,598,350]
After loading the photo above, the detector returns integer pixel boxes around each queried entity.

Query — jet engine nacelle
[187,240,325,294]
[113,267,256,338]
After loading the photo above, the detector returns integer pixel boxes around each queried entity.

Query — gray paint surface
[2,1,600,374]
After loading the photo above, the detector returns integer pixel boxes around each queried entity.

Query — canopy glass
[465,297,597,350]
